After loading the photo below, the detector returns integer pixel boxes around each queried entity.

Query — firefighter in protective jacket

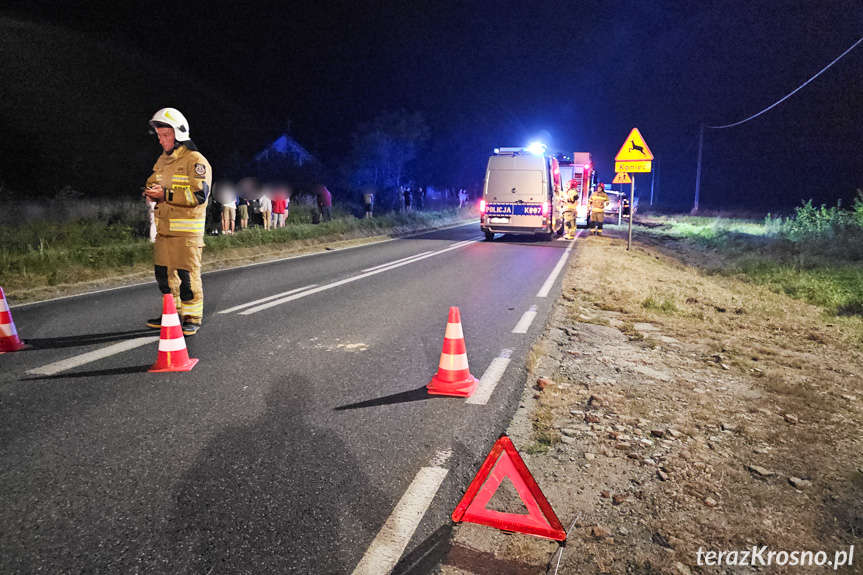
[562,179,580,240]
[589,183,610,236]
[143,108,212,336]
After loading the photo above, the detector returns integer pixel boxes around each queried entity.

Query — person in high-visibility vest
[589,182,610,236]
[562,179,580,240]
[143,108,212,336]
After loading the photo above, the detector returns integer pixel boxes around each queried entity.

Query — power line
[707,35,863,130]
[693,34,863,211]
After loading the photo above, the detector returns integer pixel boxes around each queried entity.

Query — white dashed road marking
[512,305,538,334]
[466,349,512,406]
[27,336,160,376]
[351,451,451,575]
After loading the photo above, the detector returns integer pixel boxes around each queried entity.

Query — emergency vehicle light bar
[493,143,548,156]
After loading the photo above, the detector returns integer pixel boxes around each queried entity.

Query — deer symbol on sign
[628,140,645,155]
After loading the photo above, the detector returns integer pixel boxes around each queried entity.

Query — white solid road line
[452,236,484,246]
[536,231,580,298]
[466,349,512,406]
[362,251,433,273]
[218,284,319,314]
[512,305,538,334]
[27,336,160,376]
[10,220,481,310]
[240,240,480,315]
[352,450,451,575]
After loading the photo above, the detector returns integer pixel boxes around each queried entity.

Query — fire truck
[568,152,596,228]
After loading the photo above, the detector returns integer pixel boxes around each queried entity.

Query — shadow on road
[19,364,151,381]
[333,385,444,411]
[391,523,453,575]
[132,374,391,574]
[441,543,547,575]
[24,329,155,350]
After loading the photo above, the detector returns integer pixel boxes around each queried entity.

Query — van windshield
[486,170,544,201]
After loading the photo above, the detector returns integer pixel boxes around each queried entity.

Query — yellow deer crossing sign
[615,128,654,161]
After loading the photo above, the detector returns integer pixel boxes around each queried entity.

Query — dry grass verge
[441,229,863,575]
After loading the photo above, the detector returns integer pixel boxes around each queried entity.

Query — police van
[480,145,561,241]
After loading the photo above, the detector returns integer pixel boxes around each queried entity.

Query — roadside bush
[765,193,863,261]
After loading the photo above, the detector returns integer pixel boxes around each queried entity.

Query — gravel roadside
[440,228,863,575]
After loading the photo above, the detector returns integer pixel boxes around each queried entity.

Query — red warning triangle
[452,435,566,541]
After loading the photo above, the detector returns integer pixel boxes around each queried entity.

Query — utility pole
[694,124,704,213]
[650,156,659,206]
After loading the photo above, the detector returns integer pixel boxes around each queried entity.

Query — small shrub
[642,296,678,314]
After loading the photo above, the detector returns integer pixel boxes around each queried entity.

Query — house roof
[255,134,314,164]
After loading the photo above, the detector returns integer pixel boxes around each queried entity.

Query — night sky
[2,1,861,211]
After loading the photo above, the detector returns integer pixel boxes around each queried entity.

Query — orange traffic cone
[0,287,28,353]
[148,294,198,372]
[427,307,479,397]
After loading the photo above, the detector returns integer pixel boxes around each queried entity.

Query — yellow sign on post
[615,128,654,162]
[615,160,651,173]
[613,172,632,184]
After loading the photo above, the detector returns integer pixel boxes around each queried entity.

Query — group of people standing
[400,185,425,211]
[561,180,611,240]
[215,186,292,234]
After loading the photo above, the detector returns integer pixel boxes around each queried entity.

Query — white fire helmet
[149,108,191,142]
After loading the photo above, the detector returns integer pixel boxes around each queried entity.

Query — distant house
[254,134,314,167]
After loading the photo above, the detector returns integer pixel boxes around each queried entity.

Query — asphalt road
[0,222,578,574]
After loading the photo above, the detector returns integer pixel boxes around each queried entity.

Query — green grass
[736,260,863,316]
[642,296,678,314]
[638,193,863,318]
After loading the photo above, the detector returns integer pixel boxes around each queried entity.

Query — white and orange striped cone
[0,287,28,353]
[427,306,479,397]
[148,294,198,372]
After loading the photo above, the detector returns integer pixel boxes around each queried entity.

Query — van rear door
[484,168,547,230]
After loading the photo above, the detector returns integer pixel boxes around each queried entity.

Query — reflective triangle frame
[452,434,566,541]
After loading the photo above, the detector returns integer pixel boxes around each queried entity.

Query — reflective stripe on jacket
[146,145,212,238]
[590,191,609,213]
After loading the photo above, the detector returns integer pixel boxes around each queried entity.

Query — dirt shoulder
[441,227,863,575]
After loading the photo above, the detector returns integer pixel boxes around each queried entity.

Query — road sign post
[614,128,653,252]
[612,173,630,227]
[628,180,635,251]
